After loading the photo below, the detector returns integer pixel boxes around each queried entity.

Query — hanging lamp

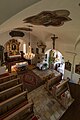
[24,27,35,60]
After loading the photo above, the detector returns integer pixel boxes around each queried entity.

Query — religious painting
[12,44,16,50]
[9,30,24,37]
[75,64,80,75]
[65,60,72,71]
[23,10,72,27]
[5,39,20,55]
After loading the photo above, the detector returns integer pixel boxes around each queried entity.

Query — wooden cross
[51,34,58,49]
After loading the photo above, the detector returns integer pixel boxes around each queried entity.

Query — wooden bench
[0,74,18,84]
[49,79,69,108]
[51,80,69,98]
[0,99,34,120]
[45,73,62,92]
[59,82,80,120]
[0,83,23,102]
[3,100,34,120]
[0,72,34,120]
[0,78,20,92]
[0,91,34,120]
[0,91,28,116]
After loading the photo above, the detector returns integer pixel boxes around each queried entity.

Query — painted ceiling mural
[15,27,33,31]
[23,10,72,27]
[9,30,25,37]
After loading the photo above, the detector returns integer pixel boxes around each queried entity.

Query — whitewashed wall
[56,41,80,83]
[0,31,40,54]
[0,30,80,83]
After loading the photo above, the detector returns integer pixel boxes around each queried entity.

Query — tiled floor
[28,85,73,120]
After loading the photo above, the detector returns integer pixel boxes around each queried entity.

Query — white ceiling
[0,0,41,25]
[0,0,80,46]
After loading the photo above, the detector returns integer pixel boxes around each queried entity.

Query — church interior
[0,0,80,120]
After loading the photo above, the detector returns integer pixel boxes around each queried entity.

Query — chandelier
[24,28,35,60]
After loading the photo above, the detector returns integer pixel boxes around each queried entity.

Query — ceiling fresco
[15,27,33,31]
[23,10,72,27]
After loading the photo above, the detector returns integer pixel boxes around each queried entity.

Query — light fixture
[24,28,35,60]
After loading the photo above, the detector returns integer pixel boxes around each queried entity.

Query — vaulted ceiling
[0,0,80,47]
[0,0,41,25]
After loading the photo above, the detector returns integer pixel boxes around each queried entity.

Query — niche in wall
[5,39,20,56]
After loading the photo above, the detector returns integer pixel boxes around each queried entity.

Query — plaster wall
[0,30,80,83]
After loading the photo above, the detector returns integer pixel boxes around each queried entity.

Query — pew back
[45,74,62,91]
[0,78,20,92]
[0,74,17,84]
[0,91,27,115]
[3,101,34,120]
[0,83,23,102]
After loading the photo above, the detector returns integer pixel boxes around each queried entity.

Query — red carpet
[19,70,44,92]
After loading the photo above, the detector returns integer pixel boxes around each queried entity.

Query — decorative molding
[37,41,46,49]
[15,27,32,31]
[23,10,72,27]
[5,39,20,55]
[9,30,25,37]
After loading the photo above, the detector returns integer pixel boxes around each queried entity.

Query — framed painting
[65,60,72,71]
[75,64,80,75]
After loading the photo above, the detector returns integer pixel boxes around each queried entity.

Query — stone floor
[28,85,73,120]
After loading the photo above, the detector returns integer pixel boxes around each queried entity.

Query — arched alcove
[37,49,65,77]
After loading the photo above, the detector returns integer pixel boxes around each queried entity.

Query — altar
[8,55,22,62]
[4,52,25,72]
[9,54,21,58]
[11,62,28,73]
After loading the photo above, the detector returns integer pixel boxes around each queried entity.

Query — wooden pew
[3,100,34,120]
[45,73,62,92]
[0,91,34,120]
[54,79,69,98]
[0,72,34,120]
[50,79,69,108]
[0,91,28,116]
[0,74,18,84]
[0,77,21,92]
[0,83,23,102]
[59,82,80,120]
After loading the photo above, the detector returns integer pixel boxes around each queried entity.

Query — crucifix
[51,34,58,49]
